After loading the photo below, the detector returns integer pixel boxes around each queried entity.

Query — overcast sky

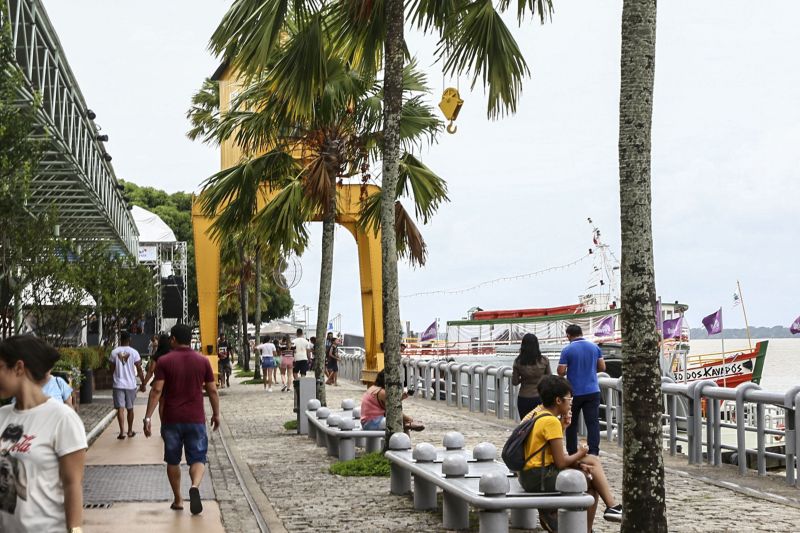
[43,1,800,336]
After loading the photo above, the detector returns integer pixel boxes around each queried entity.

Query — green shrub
[329,453,390,477]
[284,420,297,430]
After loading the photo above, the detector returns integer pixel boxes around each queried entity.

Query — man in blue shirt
[557,324,605,455]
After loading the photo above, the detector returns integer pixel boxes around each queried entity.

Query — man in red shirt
[143,324,220,515]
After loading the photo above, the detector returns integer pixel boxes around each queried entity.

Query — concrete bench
[385,431,594,533]
[305,399,385,460]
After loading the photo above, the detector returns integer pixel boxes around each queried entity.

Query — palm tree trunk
[313,180,337,406]
[253,245,262,380]
[379,0,406,437]
[618,1,666,531]
[239,243,250,371]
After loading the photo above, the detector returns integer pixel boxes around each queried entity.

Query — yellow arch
[191,185,384,382]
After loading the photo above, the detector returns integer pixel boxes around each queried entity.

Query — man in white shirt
[109,331,144,439]
[292,328,311,378]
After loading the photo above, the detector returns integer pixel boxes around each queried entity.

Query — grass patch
[284,419,298,430]
[234,369,254,378]
[329,452,390,477]
[240,378,262,385]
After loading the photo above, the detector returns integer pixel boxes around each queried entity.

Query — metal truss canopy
[4,0,138,255]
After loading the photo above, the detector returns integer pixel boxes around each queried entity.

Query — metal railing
[337,353,800,486]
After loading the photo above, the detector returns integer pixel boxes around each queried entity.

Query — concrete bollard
[443,431,465,451]
[555,469,588,533]
[341,398,355,418]
[389,433,412,495]
[478,470,510,533]
[473,442,497,462]
[338,417,356,461]
[326,415,342,457]
[412,443,438,510]
[352,406,361,419]
[296,377,315,434]
[365,418,386,453]
[352,406,365,447]
[315,407,330,447]
[441,454,469,530]
[306,399,321,440]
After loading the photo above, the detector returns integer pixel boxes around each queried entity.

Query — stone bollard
[441,454,469,530]
[315,407,330,448]
[442,431,465,454]
[473,442,497,462]
[296,377,316,434]
[389,433,412,495]
[365,418,386,454]
[306,399,321,441]
[412,443,438,510]
[338,418,356,461]
[352,407,365,448]
[555,469,588,533]
[479,469,511,533]
[341,398,356,418]
[326,415,342,457]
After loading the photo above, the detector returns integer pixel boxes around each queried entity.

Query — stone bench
[384,431,594,533]
[305,399,385,461]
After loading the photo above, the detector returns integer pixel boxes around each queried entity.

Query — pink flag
[702,308,723,335]
[790,315,800,335]
[662,316,683,339]
[593,316,615,337]
[420,320,438,342]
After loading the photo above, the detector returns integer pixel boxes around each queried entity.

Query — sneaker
[603,504,623,522]
[539,510,558,533]
[281,385,287,392]
[267,387,273,393]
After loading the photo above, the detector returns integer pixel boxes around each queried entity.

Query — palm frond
[438,0,530,119]
[498,0,554,24]
[328,0,386,76]
[397,153,449,223]
[186,78,220,144]
[394,201,428,267]
[408,0,468,33]
[252,179,312,254]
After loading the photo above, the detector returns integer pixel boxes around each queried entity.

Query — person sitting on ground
[512,333,551,419]
[519,375,622,533]
[360,370,424,432]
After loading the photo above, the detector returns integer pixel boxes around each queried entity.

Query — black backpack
[501,412,555,472]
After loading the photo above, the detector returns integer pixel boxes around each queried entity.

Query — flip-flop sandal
[170,503,183,511]
[189,487,203,515]
[127,432,137,438]
[117,434,126,440]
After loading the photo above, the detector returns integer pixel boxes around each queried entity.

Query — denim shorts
[362,416,385,430]
[161,423,208,465]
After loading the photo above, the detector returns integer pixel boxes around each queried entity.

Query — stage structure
[132,206,188,333]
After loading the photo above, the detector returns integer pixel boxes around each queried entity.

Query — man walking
[292,328,311,379]
[143,324,220,515]
[557,324,605,456]
[216,333,231,388]
[110,331,145,439]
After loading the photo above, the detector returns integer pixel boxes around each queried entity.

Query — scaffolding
[138,241,188,333]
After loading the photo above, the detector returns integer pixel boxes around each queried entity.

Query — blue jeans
[565,392,601,456]
[362,417,385,430]
[161,423,208,465]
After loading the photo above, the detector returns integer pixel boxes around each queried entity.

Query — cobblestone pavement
[78,394,115,438]
[214,377,800,532]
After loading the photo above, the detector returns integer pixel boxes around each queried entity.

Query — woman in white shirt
[0,336,87,533]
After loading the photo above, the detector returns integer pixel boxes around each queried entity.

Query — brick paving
[212,375,800,532]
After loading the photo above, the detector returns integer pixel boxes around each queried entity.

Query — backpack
[501,412,556,472]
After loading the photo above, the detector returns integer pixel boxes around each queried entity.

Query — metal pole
[736,280,753,352]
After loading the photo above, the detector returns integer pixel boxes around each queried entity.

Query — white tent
[131,205,176,243]
[248,320,298,337]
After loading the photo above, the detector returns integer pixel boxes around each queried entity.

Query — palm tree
[618,1,665,530]
[201,13,447,404]
[209,0,551,435]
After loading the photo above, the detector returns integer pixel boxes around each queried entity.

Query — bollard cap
[443,431,465,450]
[307,399,321,411]
[479,469,510,496]
[327,415,342,428]
[555,468,587,493]
[412,442,437,462]
[339,417,355,431]
[316,407,331,419]
[389,432,412,450]
[379,418,387,430]
[341,398,355,410]
[442,454,469,477]
[352,407,361,419]
[472,442,497,461]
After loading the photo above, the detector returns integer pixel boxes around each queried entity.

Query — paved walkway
[211,375,800,533]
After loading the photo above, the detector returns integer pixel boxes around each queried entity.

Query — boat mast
[737,280,753,351]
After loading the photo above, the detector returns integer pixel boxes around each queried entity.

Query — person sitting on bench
[519,375,622,533]
[360,370,424,432]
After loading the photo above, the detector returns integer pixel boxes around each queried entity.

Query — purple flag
[420,320,437,342]
[790,315,800,335]
[702,308,723,335]
[593,316,615,337]
[662,316,683,339]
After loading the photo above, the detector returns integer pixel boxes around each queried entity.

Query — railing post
[495,366,511,420]
[445,362,455,406]
[615,379,624,447]
[388,433,412,495]
[735,382,761,475]
[712,393,722,466]
[479,366,490,414]
[783,387,800,485]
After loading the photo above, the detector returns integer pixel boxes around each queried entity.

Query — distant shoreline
[689,326,798,339]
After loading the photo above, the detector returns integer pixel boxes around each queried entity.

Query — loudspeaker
[162,283,183,318]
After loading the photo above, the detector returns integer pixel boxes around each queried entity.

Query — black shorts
[326,360,338,372]
[293,359,309,375]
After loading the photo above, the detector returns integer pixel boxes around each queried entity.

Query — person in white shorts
[109,331,144,439]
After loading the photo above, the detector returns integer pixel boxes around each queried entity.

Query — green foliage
[283,419,298,430]
[234,369,255,378]
[240,378,262,385]
[328,452,391,477]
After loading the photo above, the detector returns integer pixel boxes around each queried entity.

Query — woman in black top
[512,333,551,418]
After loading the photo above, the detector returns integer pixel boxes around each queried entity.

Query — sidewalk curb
[86,409,117,446]
[217,414,288,533]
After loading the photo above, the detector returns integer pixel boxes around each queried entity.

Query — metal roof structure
[4,0,138,254]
